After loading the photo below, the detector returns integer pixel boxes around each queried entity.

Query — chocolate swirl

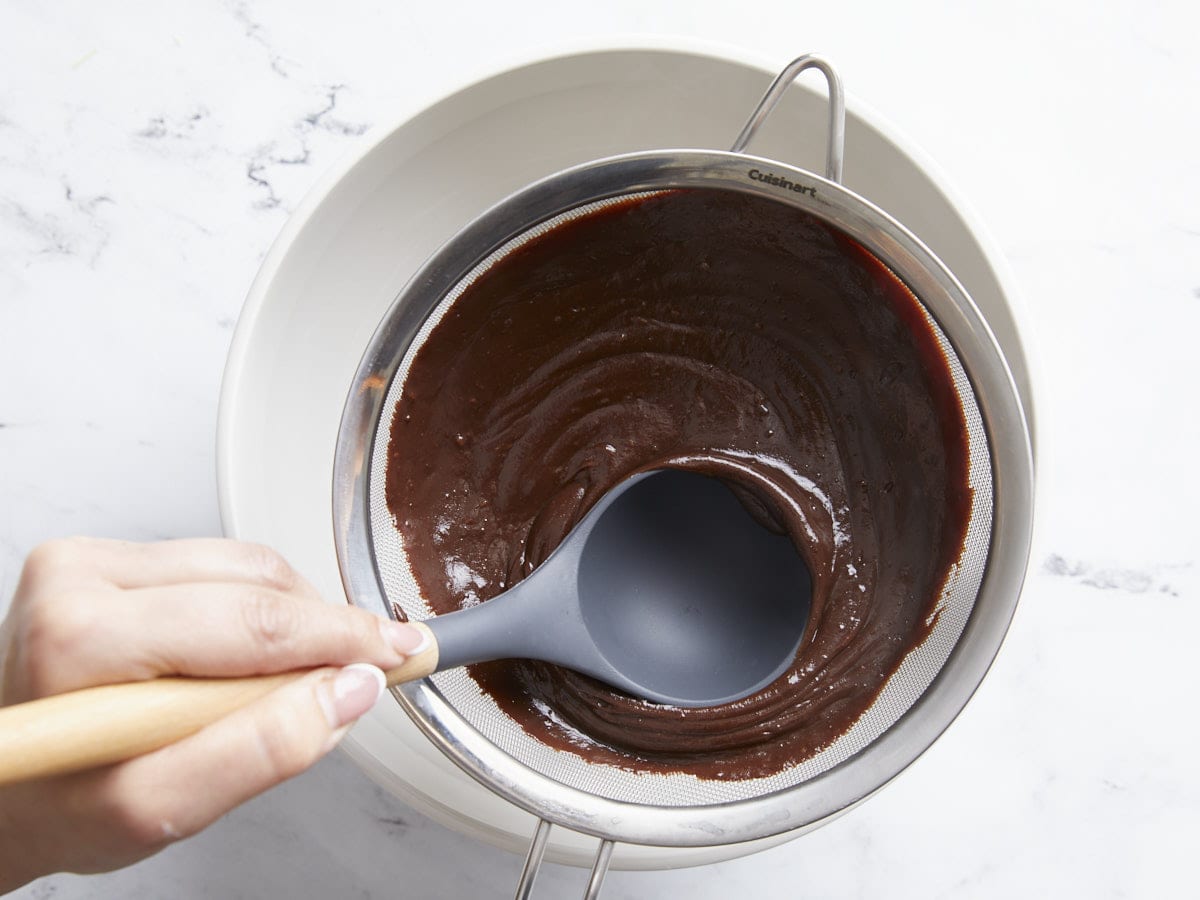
[386,189,970,779]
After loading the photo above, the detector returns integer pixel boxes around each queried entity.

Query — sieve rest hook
[730,53,846,184]
[514,818,614,900]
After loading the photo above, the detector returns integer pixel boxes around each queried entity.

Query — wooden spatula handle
[0,623,439,787]
[0,672,302,786]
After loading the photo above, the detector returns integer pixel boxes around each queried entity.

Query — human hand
[0,537,424,893]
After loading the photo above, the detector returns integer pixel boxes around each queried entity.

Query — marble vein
[303,85,370,137]
[227,0,296,78]
[1042,553,1187,597]
[137,108,211,142]
[244,84,370,210]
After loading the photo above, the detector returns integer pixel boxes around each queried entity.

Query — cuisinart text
[747,168,817,197]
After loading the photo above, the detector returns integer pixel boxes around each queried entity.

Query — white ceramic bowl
[217,41,1037,871]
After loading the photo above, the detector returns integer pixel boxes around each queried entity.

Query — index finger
[26,538,319,598]
[11,583,427,698]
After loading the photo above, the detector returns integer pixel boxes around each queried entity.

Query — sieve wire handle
[514,818,614,900]
[730,53,846,184]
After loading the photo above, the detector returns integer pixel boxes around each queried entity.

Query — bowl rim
[215,37,1041,865]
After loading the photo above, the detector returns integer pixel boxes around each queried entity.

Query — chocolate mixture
[386,188,971,780]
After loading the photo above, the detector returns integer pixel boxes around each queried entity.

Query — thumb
[314,663,390,752]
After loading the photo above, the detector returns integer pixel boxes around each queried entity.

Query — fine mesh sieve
[333,55,1034,898]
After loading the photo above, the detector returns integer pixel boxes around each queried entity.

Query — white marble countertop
[2,1,1197,897]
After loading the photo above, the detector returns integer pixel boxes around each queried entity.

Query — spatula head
[575,469,811,706]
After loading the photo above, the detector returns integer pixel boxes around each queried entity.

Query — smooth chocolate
[385,188,971,780]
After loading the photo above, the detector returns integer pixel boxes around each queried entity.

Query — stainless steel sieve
[333,54,1034,898]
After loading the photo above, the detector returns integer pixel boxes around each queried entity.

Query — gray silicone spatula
[0,469,810,786]
[418,468,811,706]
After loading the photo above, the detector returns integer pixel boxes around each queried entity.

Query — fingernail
[323,663,386,729]
[324,723,352,754]
[380,620,429,658]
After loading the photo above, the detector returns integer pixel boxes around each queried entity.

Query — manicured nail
[324,663,386,728]
[324,723,352,753]
[380,620,429,658]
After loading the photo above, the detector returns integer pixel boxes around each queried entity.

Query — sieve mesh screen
[366,190,993,808]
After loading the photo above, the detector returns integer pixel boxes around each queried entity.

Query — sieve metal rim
[332,144,1034,849]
